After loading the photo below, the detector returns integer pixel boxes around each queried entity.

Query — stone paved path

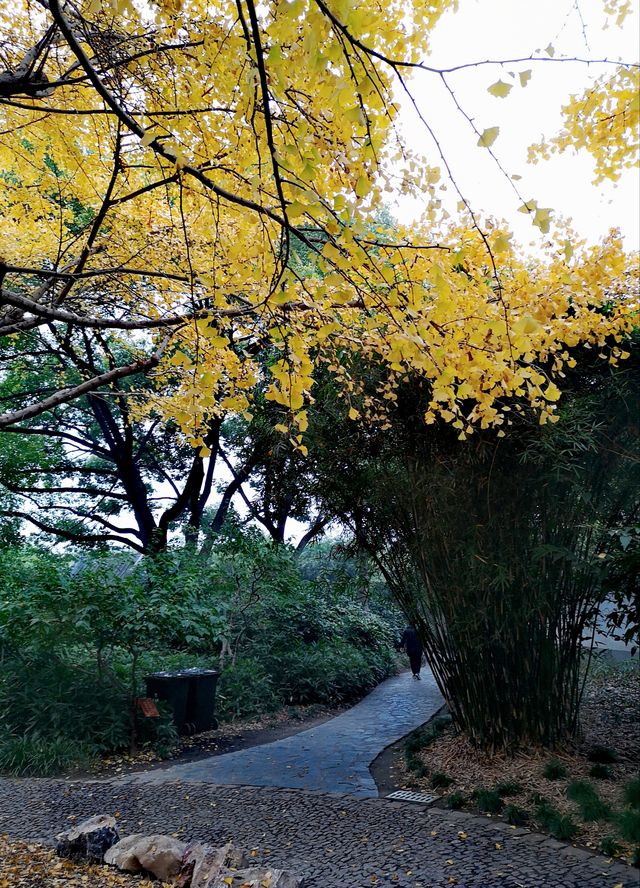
[1,780,637,887]
[1,671,637,886]
[124,670,443,796]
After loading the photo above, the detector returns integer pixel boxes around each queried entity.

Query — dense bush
[0,534,400,774]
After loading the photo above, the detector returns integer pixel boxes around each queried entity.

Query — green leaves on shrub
[0,734,94,777]
[543,758,568,780]
[446,791,467,810]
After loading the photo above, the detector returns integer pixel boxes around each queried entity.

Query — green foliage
[587,745,618,764]
[599,835,621,857]
[543,759,568,780]
[503,804,530,826]
[0,535,399,774]
[631,847,640,868]
[589,763,612,780]
[0,734,94,777]
[495,781,523,797]
[566,780,611,821]
[623,776,640,810]
[535,801,579,840]
[445,791,467,810]
[617,809,640,844]
[474,788,504,814]
[430,772,454,789]
[311,355,640,751]
[406,757,429,778]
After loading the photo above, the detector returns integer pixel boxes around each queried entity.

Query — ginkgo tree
[0,0,637,453]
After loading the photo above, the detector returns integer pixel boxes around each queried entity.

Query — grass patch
[474,788,504,814]
[587,745,618,764]
[623,776,640,810]
[495,780,523,798]
[406,755,429,778]
[445,791,467,810]
[589,763,613,780]
[617,809,640,844]
[535,801,578,841]
[542,758,568,780]
[599,835,621,858]
[566,780,611,822]
[0,734,95,777]
[503,804,529,826]
[631,847,640,868]
[431,771,454,789]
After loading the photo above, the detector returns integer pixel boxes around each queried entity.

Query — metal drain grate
[386,790,436,804]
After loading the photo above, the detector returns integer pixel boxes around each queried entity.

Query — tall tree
[0,0,636,448]
[310,348,640,750]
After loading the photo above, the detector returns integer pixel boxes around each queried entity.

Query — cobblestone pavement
[124,670,444,796]
[0,779,637,887]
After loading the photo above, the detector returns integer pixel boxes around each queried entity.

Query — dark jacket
[401,627,423,656]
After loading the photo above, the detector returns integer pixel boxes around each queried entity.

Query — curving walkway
[122,669,443,796]
[1,669,638,886]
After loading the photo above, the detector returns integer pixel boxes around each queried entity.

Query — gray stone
[55,813,119,863]
[105,833,187,881]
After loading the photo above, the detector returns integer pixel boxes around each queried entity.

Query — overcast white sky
[390,0,639,249]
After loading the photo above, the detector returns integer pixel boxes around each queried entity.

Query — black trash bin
[183,668,220,734]
[145,668,220,735]
[145,671,191,734]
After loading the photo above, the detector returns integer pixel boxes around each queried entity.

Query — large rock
[209,868,303,888]
[181,841,232,888]
[105,833,187,882]
[178,843,302,888]
[55,813,119,863]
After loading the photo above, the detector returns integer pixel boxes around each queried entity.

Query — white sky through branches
[393,0,639,249]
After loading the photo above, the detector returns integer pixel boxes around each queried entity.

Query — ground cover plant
[393,658,640,864]
[0,534,401,775]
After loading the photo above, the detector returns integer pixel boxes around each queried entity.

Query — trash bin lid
[146,671,188,679]
[183,668,220,677]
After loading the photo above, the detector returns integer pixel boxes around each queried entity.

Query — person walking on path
[401,626,423,680]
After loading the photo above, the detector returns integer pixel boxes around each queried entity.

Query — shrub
[589,763,612,780]
[474,788,503,814]
[446,791,467,810]
[618,809,640,844]
[587,745,618,764]
[566,780,611,822]
[495,781,523,798]
[503,804,529,826]
[599,835,621,858]
[631,847,640,868]
[623,776,640,810]
[431,772,454,789]
[543,759,568,780]
[405,727,437,755]
[0,734,94,777]
[406,757,429,778]
[535,801,578,840]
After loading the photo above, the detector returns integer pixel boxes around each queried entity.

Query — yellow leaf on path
[477,127,500,148]
[349,407,360,420]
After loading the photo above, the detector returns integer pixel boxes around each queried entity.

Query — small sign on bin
[136,697,160,717]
